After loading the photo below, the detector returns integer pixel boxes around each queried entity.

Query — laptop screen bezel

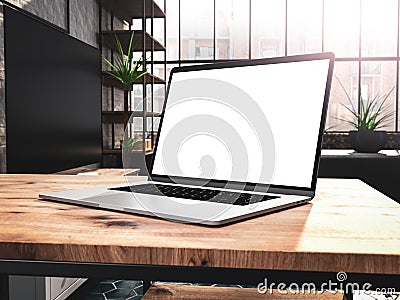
[148,53,335,197]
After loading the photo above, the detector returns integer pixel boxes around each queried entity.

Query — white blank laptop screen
[152,59,330,188]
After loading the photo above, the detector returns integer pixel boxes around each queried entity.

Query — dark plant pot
[348,130,388,153]
[122,150,149,175]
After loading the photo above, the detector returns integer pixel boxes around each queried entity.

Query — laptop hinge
[148,177,315,198]
[264,187,315,198]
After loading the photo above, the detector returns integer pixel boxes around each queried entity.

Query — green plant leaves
[121,137,135,151]
[102,31,148,91]
[335,76,394,131]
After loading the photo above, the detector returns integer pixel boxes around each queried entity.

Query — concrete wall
[0,0,99,173]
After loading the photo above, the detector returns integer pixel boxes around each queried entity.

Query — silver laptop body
[40,53,334,226]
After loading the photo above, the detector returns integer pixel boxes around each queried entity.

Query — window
[216,0,249,59]
[164,0,400,133]
[251,0,285,58]
[287,0,322,55]
[180,0,214,60]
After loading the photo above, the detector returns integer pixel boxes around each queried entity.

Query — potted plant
[102,31,147,111]
[121,137,136,151]
[121,137,144,151]
[336,78,394,153]
[120,136,141,168]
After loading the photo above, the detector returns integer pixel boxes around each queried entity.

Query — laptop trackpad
[90,192,234,221]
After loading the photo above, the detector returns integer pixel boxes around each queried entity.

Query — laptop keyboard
[110,183,279,206]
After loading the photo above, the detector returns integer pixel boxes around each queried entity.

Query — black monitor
[4,5,102,173]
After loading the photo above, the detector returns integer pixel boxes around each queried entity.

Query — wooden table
[0,174,399,298]
[55,167,140,176]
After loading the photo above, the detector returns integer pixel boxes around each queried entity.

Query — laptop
[40,52,335,226]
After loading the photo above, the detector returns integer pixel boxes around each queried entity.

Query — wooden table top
[0,174,399,275]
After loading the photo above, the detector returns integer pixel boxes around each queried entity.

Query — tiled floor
[67,280,143,300]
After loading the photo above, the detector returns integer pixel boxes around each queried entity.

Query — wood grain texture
[55,168,140,176]
[142,284,345,300]
[0,175,399,274]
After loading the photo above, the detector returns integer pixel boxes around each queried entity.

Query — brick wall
[101,9,127,150]
[70,0,98,47]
